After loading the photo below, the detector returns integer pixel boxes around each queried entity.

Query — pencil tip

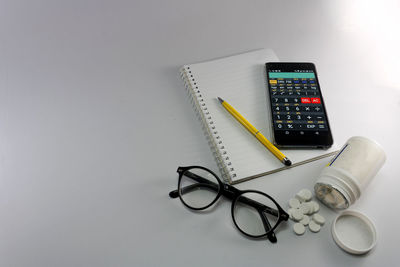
[217,97,224,104]
[283,157,292,166]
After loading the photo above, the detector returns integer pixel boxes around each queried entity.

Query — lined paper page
[184,49,337,183]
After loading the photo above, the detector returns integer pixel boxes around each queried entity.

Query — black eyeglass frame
[169,166,289,240]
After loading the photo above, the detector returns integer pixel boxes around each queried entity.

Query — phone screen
[265,62,333,148]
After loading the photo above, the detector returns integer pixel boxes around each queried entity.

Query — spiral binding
[180,65,237,182]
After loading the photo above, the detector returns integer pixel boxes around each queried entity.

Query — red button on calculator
[311,97,321,104]
[301,97,311,104]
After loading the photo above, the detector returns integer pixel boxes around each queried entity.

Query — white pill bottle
[314,136,386,209]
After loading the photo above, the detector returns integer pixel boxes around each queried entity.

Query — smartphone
[265,62,333,148]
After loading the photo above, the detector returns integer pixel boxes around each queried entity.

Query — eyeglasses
[169,166,289,243]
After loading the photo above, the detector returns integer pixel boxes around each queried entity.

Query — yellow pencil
[218,97,292,166]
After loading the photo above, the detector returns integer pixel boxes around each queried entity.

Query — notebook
[180,49,338,184]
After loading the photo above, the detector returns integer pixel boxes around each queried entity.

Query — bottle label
[328,143,349,166]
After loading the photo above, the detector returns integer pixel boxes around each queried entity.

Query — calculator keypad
[269,78,328,136]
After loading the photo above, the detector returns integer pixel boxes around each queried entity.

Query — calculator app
[268,71,328,136]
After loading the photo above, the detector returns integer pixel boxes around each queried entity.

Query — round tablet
[299,189,312,202]
[293,223,306,235]
[310,202,319,214]
[313,214,326,225]
[309,201,320,213]
[295,192,306,203]
[288,208,295,220]
[309,220,321,233]
[298,203,310,215]
[300,215,310,226]
[301,202,311,215]
[289,198,300,208]
[292,209,304,221]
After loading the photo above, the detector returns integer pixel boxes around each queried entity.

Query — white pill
[295,192,306,203]
[309,201,320,213]
[298,189,313,202]
[288,208,295,220]
[309,220,321,233]
[306,202,316,214]
[292,209,304,221]
[298,203,310,215]
[289,198,300,208]
[293,223,306,235]
[304,202,314,214]
[313,214,325,225]
[300,215,310,226]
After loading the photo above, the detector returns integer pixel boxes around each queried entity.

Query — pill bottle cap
[331,210,377,254]
[314,166,361,209]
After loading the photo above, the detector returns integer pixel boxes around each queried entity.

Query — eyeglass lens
[233,192,280,237]
[179,168,221,209]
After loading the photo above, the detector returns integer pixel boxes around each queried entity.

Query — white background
[1,0,400,266]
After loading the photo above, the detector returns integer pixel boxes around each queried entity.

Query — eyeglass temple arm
[227,184,279,242]
[259,210,277,243]
[169,183,218,198]
[224,184,283,217]
[225,184,279,242]
[169,171,287,220]
[169,171,220,198]
[172,171,275,213]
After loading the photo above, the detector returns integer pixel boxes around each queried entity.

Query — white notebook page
[184,49,337,183]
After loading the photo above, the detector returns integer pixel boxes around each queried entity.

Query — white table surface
[1,0,400,266]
